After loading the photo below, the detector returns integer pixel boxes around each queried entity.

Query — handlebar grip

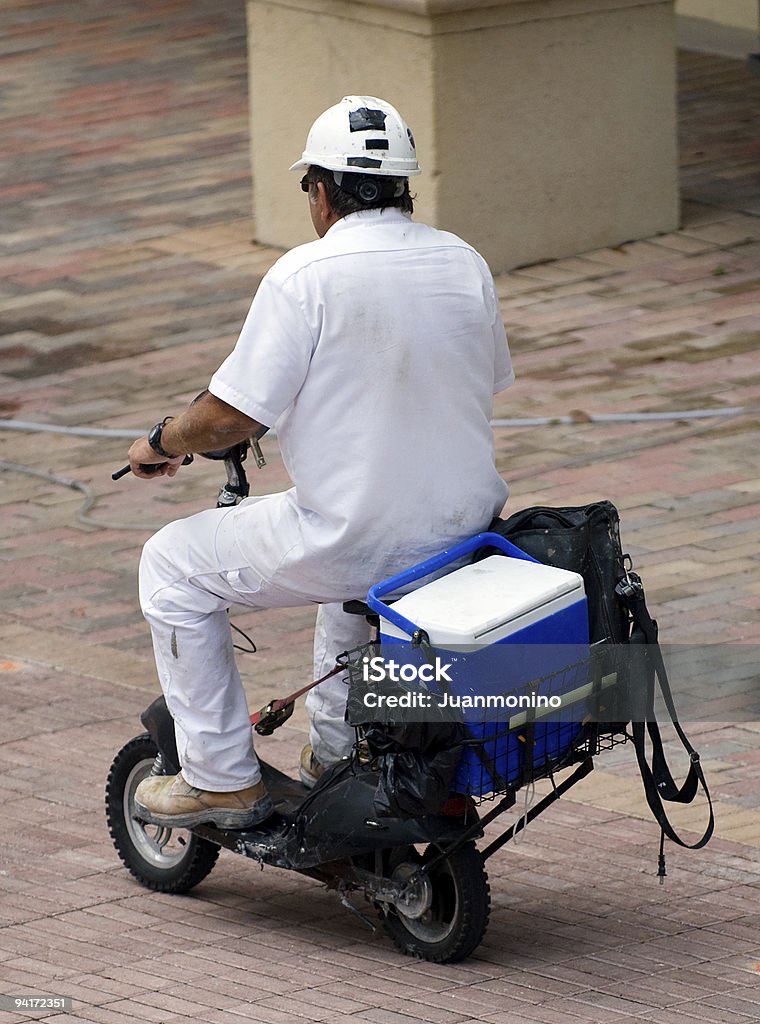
[112,463,161,480]
[112,455,192,481]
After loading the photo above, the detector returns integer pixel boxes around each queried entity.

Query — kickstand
[339,893,377,933]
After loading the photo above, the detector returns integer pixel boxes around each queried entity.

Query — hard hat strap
[332,170,406,203]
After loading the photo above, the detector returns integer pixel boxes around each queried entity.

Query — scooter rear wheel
[380,841,490,963]
[106,733,220,893]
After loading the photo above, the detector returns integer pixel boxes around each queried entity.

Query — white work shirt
[209,208,514,602]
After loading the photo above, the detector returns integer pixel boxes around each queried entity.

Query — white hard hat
[289,95,421,177]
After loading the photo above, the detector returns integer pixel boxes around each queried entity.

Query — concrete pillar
[676,0,760,57]
[677,0,758,33]
[247,0,679,273]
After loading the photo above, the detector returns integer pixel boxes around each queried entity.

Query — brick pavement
[1,3,760,1023]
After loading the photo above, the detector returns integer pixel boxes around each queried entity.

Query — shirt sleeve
[209,273,315,427]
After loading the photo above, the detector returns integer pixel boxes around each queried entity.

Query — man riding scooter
[125,95,514,830]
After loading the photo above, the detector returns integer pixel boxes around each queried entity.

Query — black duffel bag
[485,499,631,646]
[485,500,714,868]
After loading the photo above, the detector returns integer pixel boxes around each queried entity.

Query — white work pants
[139,506,370,792]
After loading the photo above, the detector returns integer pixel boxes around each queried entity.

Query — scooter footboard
[193,761,483,873]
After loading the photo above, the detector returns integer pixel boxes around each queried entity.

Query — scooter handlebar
[111,455,193,480]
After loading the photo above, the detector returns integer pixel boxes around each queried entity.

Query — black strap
[619,579,714,852]
[412,629,509,794]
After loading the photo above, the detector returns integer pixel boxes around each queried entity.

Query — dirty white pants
[308,602,371,764]
[139,506,370,792]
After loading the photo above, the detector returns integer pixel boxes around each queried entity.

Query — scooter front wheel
[105,733,220,893]
[380,841,490,963]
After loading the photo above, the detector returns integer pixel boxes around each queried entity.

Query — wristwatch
[147,417,178,459]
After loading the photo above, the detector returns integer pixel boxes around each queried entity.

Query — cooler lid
[386,555,584,639]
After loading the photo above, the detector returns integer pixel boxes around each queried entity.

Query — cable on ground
[1,404,756,530]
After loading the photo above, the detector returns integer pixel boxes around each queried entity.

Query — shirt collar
[326,208,412,235]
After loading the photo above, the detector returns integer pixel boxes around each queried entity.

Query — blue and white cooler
[366,532,591,796]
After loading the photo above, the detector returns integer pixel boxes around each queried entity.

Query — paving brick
[1,13,760,1024]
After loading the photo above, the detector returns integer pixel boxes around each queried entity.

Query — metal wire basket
[339,643,629,800]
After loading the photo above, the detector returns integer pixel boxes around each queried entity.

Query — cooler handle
[366,531,538,640]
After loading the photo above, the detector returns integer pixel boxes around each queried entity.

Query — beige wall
[676,0,758,32]
[247,0,437,249]
[676,0,759,55]
[247,0,679,273]
[431,1,678,269]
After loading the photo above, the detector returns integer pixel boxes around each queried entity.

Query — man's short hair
[307,166,414,216]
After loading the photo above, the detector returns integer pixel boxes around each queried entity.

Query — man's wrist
[147,417,181,459]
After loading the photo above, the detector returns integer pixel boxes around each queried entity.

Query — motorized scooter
[104,441,686,963]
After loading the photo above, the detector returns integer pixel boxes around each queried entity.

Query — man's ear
[310,179,339,236]
[314,180,332,213]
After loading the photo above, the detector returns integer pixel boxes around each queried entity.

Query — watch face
[148,422,169,456]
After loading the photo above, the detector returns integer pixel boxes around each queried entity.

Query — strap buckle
[615,569,643,600]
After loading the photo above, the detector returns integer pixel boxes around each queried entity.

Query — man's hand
[121,393,265,481]
[127,436,187,479]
